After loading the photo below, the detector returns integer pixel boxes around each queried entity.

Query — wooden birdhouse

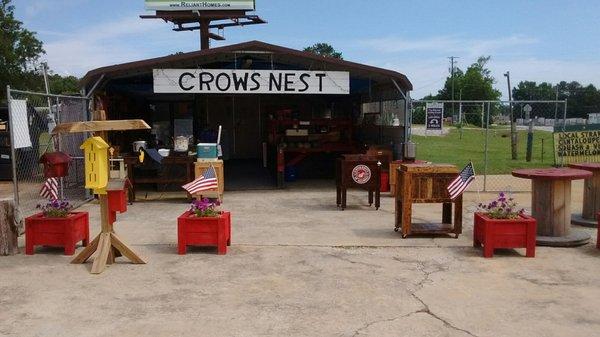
[80,136,109,194]
[39,151,72,178]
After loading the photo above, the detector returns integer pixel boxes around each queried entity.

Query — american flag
[182,165,218,194]
[39,178,59,200]
[447,162,475,200]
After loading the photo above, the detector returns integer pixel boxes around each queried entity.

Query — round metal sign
[523,104,532,113]
[352,165,372,184]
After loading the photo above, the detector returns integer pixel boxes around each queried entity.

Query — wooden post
[0,198,20,255]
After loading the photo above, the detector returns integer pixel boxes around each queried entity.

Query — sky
[13,0,600,99]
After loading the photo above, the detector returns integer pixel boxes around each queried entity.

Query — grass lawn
[412,127,555,174]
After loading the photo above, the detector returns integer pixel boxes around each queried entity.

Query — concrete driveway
[1,182,599,337]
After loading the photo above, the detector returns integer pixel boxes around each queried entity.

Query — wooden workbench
[395,163,462,238]
[123,154,195,201]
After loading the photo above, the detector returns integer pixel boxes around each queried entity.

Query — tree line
[417,55,600,123]
[0,0,79,103]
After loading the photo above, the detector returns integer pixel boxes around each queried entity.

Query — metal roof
[81,40,412,91]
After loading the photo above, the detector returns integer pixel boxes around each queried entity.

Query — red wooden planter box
[473,212,536,258]
[25,212,89,255]
[177,211,231,255]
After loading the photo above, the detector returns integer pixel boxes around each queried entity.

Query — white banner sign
[9,99,32,149]
[145,0,255,11]
[153,69,350,95]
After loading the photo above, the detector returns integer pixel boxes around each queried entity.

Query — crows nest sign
[153,69,350,95]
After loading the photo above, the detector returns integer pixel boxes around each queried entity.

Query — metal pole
[6,86,19,207]
[504,71,517,159]
[55,96,64,199]
[483,102,490,192]
[554,86,559,125]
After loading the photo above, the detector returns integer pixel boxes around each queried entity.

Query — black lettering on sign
[233,72,249,91]
[250,73,261,91]
[199,72,214,91]
[298,73,310,92]
[284,73,296,92]
[179,72,195,91]
[269,73,282,91]
[215,73,231,91]
[315,73,326,92]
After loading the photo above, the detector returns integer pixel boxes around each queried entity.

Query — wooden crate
[194,160,224,200]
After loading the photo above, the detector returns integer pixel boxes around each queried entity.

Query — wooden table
[395,163,462,238]
[335,154,381,210]
[568,163,600,227]
[123,154,195,201]
[512,168,592,246]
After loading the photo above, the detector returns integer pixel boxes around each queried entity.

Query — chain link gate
[410,99,568,192]
[6,87,92,215]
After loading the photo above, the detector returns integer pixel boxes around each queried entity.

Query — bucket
[197,143,218,159]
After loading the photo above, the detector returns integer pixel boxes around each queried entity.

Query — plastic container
[197,143,218,159]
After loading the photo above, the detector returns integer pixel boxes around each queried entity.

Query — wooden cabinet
[395,163,462,238]
[194,160,224,200]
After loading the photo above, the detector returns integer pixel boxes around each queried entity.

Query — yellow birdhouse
[80,136,109,194]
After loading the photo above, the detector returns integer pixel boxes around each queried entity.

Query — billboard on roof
[145,0,255,11]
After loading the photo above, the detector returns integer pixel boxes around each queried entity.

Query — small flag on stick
[182,165,218,194]
[40,177,59,200]
[447,162,475,200]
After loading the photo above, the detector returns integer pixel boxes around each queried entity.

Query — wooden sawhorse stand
[71,194,145,274]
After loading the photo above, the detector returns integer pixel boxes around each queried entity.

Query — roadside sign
[426,102,444,131]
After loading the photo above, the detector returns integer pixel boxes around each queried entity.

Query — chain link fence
[6,87,92,215]
[410,99,568,192]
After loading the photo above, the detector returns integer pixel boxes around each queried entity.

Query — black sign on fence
[426,102,444,130]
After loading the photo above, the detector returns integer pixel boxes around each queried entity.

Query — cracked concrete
[1,181,600,337]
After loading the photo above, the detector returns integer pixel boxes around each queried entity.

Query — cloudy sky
[13,0,600,98]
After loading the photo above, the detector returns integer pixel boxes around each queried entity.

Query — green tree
[513,81,600,119]
[429,56,501,125]
[303,43,343,59]
[48,73,79,95]
[0,0,45,101]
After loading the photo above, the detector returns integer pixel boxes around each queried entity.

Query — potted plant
[25,199,89,255]
[474,192,536,258]
[177,198,231,255]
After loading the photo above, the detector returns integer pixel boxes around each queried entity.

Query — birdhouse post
[51,120,151,274]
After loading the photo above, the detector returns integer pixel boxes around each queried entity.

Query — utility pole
[448,56,459,118]
[504,71,517,160]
